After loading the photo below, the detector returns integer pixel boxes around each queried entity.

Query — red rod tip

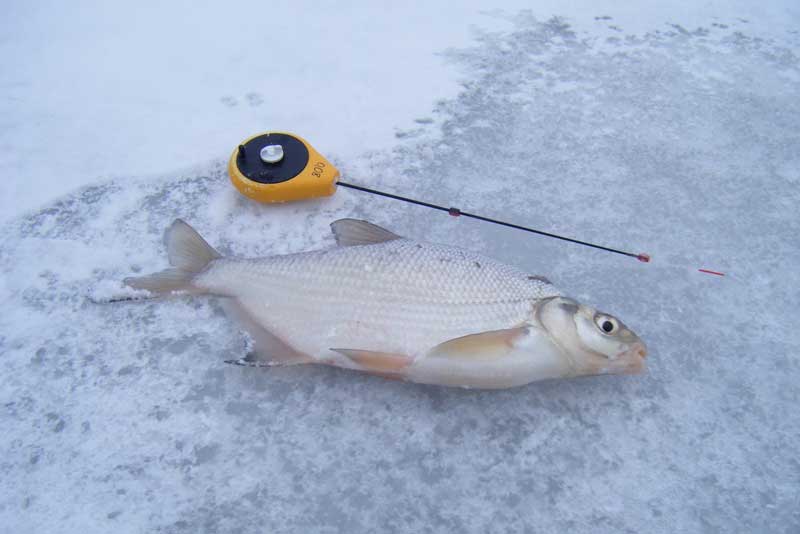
[698,269,725,276]
[636,253,651,263]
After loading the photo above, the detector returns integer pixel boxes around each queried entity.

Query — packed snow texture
[2,12,800,534]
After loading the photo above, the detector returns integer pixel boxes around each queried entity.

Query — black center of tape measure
[236,133,309,184]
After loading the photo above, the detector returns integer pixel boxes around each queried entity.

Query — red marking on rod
[637,253,651,263]
[698,269,725,276]
[448,207,461,217]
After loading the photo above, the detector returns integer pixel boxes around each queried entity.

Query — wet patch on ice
[1,14,799,534]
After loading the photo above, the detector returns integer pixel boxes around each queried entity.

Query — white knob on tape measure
[260,144,284,164]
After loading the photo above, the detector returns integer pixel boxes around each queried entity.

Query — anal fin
[224,357,274,368]
[221,299,313,366]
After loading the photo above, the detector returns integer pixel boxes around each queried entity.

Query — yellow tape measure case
[228,132,339,203]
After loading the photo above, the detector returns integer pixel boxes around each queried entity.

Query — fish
[124,218,646,389]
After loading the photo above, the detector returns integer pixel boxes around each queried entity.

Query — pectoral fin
[427,327,529,361]
[330,348,413,373]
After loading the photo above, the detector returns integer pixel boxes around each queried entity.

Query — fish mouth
[617,342,647,374]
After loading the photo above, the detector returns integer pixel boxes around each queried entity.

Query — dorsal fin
[330,219,401,246]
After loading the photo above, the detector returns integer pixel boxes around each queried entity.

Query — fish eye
[594,315,618,335]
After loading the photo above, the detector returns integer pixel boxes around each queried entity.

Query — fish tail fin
[124,219,221,295]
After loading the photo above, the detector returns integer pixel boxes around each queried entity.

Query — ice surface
[2,9,800,534]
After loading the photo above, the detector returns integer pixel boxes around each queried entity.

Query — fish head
[535,297,647,376]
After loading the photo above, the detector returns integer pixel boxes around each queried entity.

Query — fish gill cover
[1,14,799,534]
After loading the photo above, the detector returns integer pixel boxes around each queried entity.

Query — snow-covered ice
[1,3,799,533]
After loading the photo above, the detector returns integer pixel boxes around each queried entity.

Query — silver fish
[124,219,646,389]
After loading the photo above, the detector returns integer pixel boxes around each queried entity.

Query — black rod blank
[336,180,650,262]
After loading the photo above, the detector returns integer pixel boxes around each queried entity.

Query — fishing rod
[228,131,724,276]
[336,181,650,262]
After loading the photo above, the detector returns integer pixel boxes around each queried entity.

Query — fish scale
[197,238,560,357]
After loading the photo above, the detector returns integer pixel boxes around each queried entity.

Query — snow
[2,2,800,533]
